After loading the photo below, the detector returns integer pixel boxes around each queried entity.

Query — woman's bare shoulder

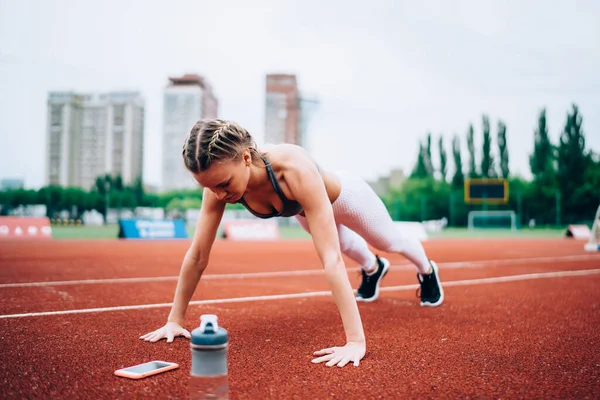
[262,144,314,170]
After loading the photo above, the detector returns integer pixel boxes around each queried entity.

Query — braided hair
[182,119,263,173]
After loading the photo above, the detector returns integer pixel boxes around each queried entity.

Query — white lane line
[1,268,599,319]
[0,276,180,288]
[381,268,600,291]
[0,270,327,288]
[2,253,599,288]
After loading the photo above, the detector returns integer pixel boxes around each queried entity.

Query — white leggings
[295,171,431,275]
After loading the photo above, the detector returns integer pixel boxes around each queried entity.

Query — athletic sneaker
[417,260,444,307]
[356,256,390,302]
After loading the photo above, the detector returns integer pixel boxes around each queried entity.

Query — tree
[63,187,88,216]
[114,175,124,191]
[527,108,557,224]
[425,133,435,176]
[438,135,447,182]
[557,104,589,222]
[529,108,555,181]
[95,177,107,195]
[451,135,464,188]
[104,174,113,191]
[576,152,600,222]
[411,140,430,179]
[166,197,203,212]
[480,115,496,178]
[95,175,113,195]
[37,186,64,217]
[385,178,450,223]
[133,177,145,206]
[466,124,478,178]
[497,120,510,178]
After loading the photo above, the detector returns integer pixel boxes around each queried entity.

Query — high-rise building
[46,92,145,189]
[162,74,218,191]
[298,95,320,151]
[265,74,318,149]
[265,74,300,145]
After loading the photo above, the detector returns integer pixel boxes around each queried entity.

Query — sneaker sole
[356,258,390,303]
[420,261,444,307]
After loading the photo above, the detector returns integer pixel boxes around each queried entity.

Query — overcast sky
[1,0,599,189]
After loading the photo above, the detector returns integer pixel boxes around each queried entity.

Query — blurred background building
[264,73,319,149]
[265,74,299,145]
[162,73,218,191]
[298,94,320,151]
[0,179,24,191]
[368,168,407,196]
[46,91,145,190]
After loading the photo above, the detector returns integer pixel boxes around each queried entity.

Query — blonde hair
[182,119,262,173]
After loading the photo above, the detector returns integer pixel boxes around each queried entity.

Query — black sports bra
[237,156,304,219]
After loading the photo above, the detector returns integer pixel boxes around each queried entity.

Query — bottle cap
[200,314,219,333]
[191,314,228,346]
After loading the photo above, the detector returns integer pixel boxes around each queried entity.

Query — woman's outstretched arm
[140,188,225,342]
[285,155,366,367]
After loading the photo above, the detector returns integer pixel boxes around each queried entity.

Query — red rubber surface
[1,238,599,399]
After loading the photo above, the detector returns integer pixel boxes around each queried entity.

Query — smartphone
[114,360,179,379]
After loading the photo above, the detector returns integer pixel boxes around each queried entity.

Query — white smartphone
[114,360,179,379]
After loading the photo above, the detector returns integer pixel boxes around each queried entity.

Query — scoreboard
[464,178,508,204]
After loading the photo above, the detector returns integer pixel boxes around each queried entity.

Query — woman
[140,119,443,368]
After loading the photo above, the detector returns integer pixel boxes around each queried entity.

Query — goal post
[468,210,517,231]
[584,204,600,252]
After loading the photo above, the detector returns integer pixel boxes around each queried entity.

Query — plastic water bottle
[189,314,229,400]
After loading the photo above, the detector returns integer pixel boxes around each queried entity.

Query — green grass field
[429,227,567,239]
[49,224,568,240]
[49,224,312,239]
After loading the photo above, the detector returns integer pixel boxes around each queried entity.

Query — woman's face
[193,150,251,203]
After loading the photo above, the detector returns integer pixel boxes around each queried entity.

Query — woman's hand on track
[311,341,366,367]
[139,322,191,343]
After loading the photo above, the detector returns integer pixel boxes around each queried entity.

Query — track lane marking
[1,268,599,319]
[1,254,599,288]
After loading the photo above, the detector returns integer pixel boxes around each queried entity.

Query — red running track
[0,238,599,399]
